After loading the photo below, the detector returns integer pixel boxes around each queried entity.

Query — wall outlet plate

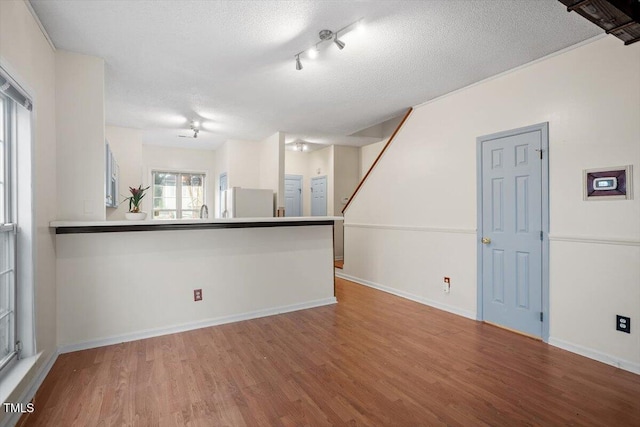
[443,277,451,293]
[194,289,203,302]
[616,315,630,333]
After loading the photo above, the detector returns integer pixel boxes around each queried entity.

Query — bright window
[0,68,35,379]
[152,171,205,219]
[0,93,17,372]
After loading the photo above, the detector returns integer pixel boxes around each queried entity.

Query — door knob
[481,237,491,244]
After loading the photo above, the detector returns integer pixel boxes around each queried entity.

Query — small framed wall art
[583,165,633,201]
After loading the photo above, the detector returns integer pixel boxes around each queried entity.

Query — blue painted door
[481,129,543,337]
[284,175,302,217]
[311,176,327,216]
[219,173,227,217]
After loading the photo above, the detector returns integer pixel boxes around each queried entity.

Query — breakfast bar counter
[50,217,339,352]
[50,216,338,233]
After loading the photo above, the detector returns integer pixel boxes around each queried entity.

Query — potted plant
[123,185,150,220]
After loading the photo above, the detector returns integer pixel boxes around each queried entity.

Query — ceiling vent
[559,0,640,45]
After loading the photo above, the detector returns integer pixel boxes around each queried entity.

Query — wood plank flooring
[24,278,640,426]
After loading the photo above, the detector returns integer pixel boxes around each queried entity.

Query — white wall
[359,139,386,179]
[226,139,261,188]
[351,114,404,139]
[140,145,216,217]
[216,136,285,217]
[0,0,57,419]
[55,50,105,221]
[105,126,143,220]
[214,140,229,216]
[333,146,360,259]
[56,225,335,349]
[334,145,360,215]
[342,36,640,373]
[216,138,267,217]
[354,114,404,179]
[259,132,284,212]
[308,145,334,216]
[284,150,310,216]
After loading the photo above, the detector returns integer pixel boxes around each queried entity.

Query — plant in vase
[123,185,150,220]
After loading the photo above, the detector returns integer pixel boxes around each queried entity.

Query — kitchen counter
[53,216,338,352]
[50,216,341,234]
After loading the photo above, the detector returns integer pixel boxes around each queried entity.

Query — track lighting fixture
[293,19,363,71]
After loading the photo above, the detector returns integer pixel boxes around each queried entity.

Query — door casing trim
[476,122,550,342]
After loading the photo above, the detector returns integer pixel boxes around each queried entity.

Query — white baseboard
[549,337,640,375]
[336,272,476,320]
[0,350,59,427]
[337,273,640,376]
[59,297,337,354]
[334,256,344,261]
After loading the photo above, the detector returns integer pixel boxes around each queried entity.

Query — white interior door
[311,176,327,216]
[284,175,302,217]
[478,123,548,338]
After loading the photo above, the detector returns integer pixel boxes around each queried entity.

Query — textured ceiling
[29,0,600,150]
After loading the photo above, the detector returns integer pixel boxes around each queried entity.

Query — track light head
[334,36,345,50]
[295,55,302,71]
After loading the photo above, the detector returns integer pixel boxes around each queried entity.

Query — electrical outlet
[443,277,450,293]
[194,289,203,302]
[616,315,630,333]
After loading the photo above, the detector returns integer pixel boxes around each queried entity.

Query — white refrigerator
[221,187,274,218]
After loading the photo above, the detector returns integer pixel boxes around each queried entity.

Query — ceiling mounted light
[191,121,200,138]
[295,142,307,152]
[319,29,334,41]
[293,19,363,70]
[179,121,200,139]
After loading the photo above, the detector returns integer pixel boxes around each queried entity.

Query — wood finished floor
[25,278,640,426]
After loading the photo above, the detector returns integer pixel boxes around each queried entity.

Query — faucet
[199,204,208,219]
